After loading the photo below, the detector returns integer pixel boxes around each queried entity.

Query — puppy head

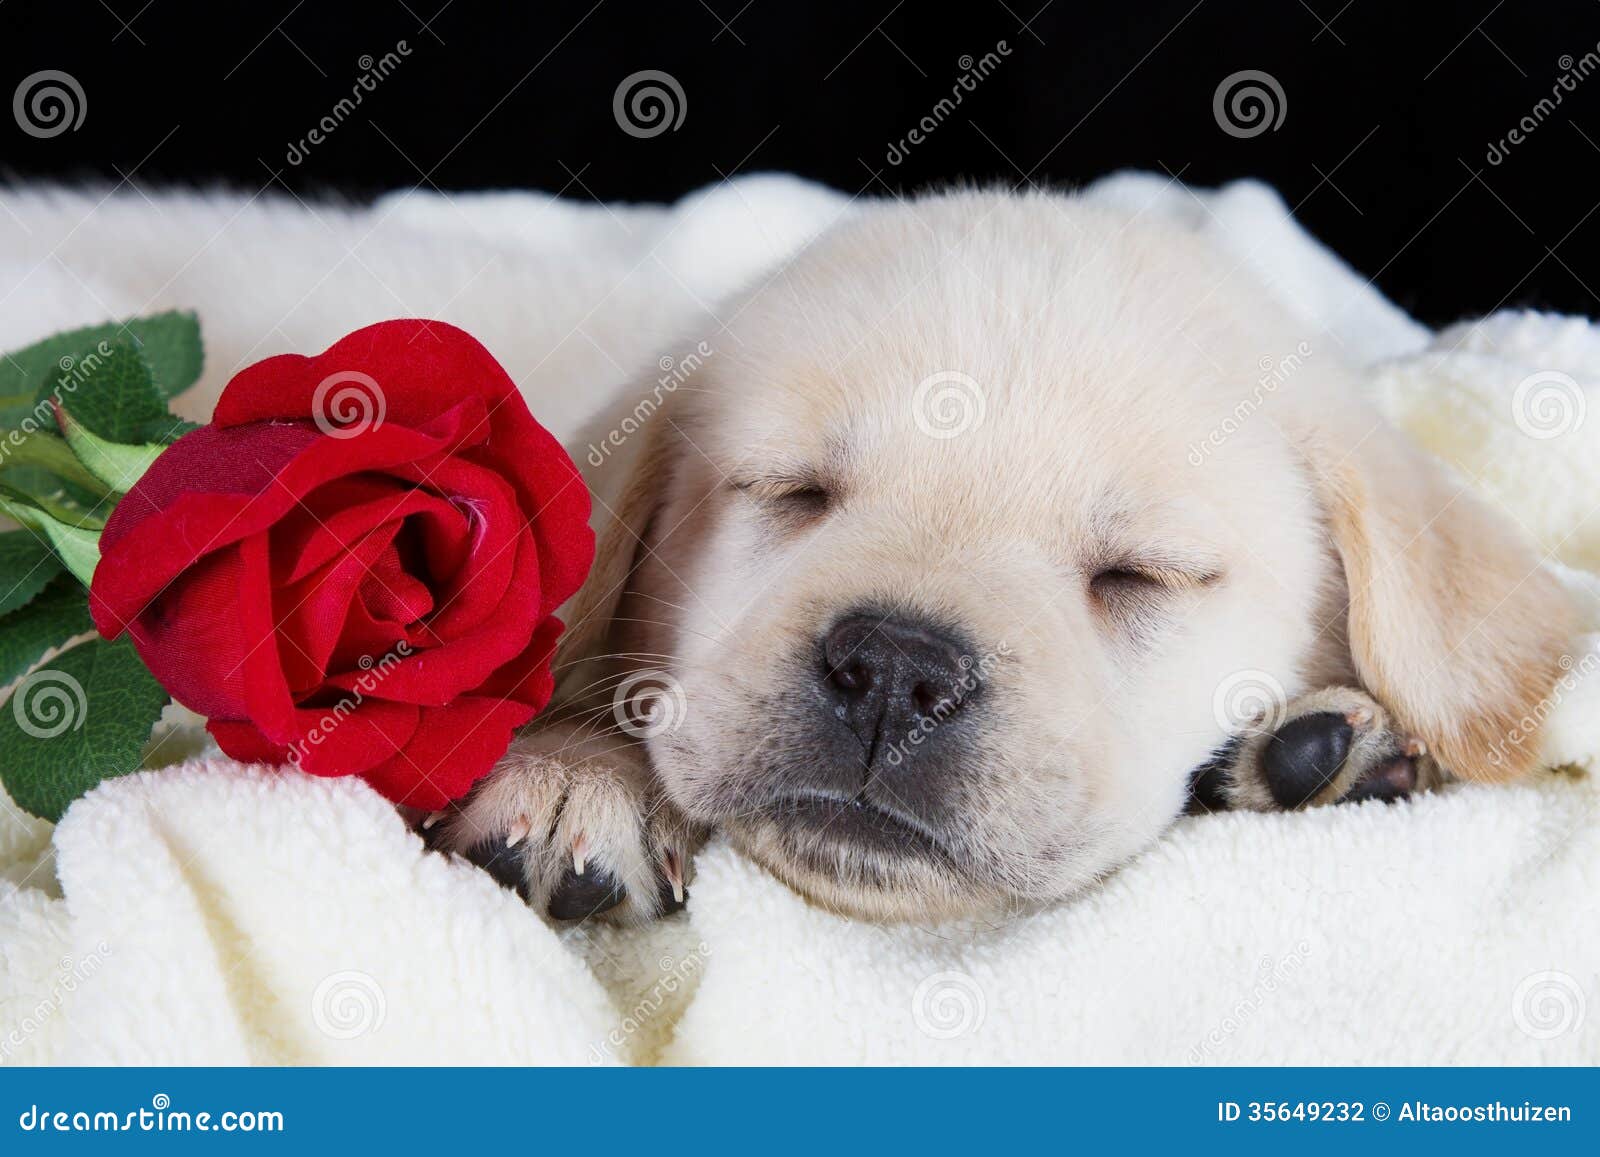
[560,190,1573,920]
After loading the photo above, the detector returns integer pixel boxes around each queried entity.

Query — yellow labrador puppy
[431,189,1574,923]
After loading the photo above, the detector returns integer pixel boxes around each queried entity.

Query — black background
[3,0,1599,324]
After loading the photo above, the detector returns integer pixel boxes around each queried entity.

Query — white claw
[664,849,685,903]
[1404,737,1427,758]
[422,811,444,831]
[506,816,530,848]
[572,833,588,876]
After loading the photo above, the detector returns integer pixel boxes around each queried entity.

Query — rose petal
[275,521,404,694]
[474,615,565,711]
[213,319,593,617]
[127,537,296,741]
[358,695,536,809]
[207,698,421,780]
[91,397,487,639]
[391,453,522,637]
[272,475,468,586]
[320,527,542,705]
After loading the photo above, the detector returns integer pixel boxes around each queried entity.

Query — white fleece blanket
[2,173,1599,1065]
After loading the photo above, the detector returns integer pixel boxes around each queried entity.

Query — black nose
[1261,711,1353,809]
[821,612,974,760]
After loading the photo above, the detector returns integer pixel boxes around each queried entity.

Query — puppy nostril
[912,683,941,718]
[831,661,872,697]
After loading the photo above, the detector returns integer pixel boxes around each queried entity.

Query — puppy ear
[1306,411,1575,781]
[550,390,679,702]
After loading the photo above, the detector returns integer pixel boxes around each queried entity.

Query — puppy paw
[1205,686,1443,812]
[422,726,703,923]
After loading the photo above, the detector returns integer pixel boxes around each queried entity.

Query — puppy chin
[723,814,1016,923]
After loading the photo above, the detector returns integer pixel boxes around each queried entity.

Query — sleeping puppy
[430,189,1575,923]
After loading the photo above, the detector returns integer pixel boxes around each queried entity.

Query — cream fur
[489,186,1571,921]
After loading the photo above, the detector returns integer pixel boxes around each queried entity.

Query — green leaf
[122,311,204,400]
[0,489,102,586]
[0,465,104,518]
[0,482,106,529]
[0,311,203,427]
[0,528,64,616]
[0,575,94,688]
[0,636,170,822]
[41,342,179,446]
[0,429,114,495]
[55,404,168,493]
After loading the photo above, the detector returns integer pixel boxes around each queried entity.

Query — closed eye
[1089,563,1221,599]
[731,476,832,516]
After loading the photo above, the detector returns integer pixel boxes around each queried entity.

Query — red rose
[89,320,594,808]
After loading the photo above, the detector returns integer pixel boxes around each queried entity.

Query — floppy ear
[1305,412,1576,781]
[549,391,681,706]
